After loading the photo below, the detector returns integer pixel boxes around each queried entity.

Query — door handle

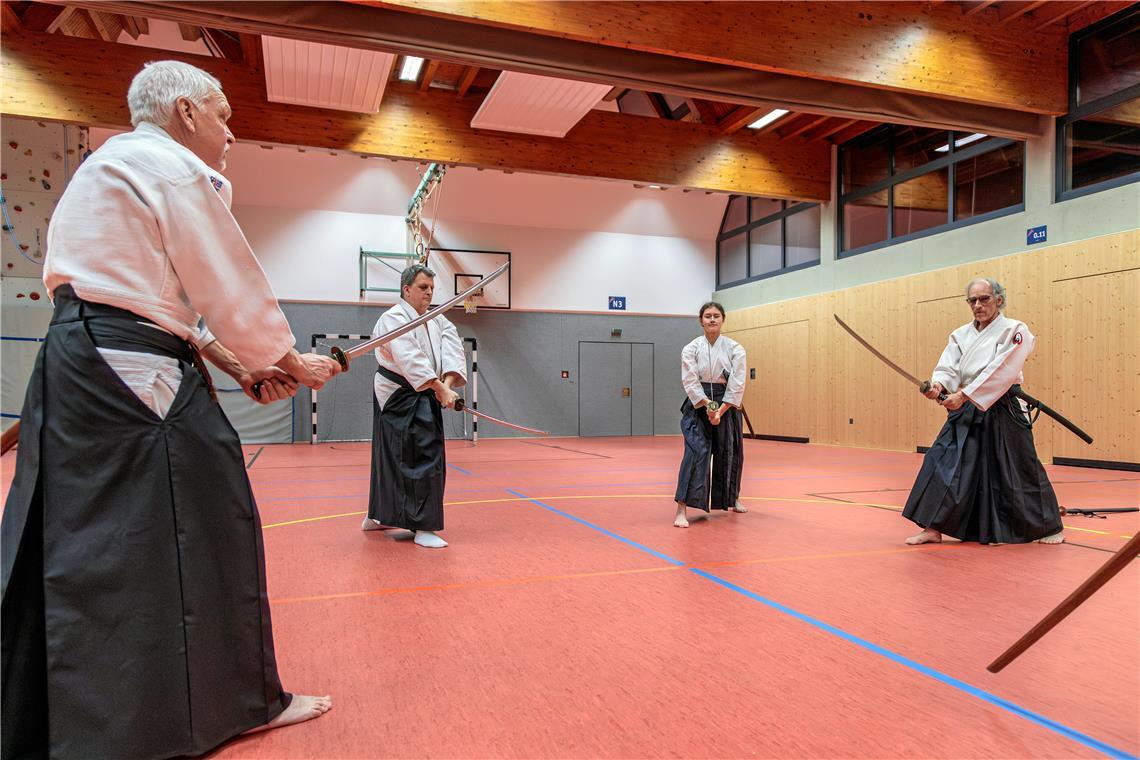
[621,387,631,397]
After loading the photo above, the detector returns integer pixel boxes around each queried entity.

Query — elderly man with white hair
[902,276,1064,547]
[1,61,338,759]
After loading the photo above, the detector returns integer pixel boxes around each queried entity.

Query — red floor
[3,437,1138,758]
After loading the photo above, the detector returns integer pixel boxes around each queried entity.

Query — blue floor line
[505,488,685,567]
[506,487,1136,760]
[448,463,474,475]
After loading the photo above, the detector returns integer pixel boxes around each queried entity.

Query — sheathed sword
[453,398,548,436]
[330,262,509,371]
[833,314,1093,445]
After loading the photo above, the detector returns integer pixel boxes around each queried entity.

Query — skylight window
[399,56,425,82]
[747,109,789,130]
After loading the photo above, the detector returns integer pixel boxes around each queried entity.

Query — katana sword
[833,314,1094,444]
[330,262,509,371]
[453,398,548,435]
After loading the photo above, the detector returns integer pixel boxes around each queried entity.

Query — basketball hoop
[464,297,477,314]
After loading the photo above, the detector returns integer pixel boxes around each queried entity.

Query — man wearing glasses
[902,277,1064,546]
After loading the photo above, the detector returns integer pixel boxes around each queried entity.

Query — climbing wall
[1,117,88,279]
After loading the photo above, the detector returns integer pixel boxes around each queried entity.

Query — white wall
[236,205,715,315]
[717,117,1140,309]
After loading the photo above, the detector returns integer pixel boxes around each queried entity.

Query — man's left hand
[242,366,298,404]
[940,390,968,411]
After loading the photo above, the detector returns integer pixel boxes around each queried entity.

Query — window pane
[1076,14,1140,106]
[718,232,748,285]
[722,195,747,233]
[1065,99,1140,191]
[750,197,782,223]
[785,205,821,266]
[842,192,888,251]
[749,220,782,276]
[894,126,950,173]
[841,128,890,194]
[955,143,1024,220]
[893,168,949,237]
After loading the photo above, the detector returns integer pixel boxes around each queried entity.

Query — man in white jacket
[902,277,1063,546]
[364,264,467,548]
[2,61,337,760]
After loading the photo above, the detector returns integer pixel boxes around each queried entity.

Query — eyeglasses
[966,295,993,306]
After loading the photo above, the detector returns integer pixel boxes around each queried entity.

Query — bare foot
[674,504,689,528]
[730,502,748,513]
[244,694,332,735]
[1038,531,1065,544]
[905,528,942,545]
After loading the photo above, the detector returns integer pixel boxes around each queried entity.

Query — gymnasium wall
[716,120,1140,311]
[724,229,1140,466]
[279,302,698,442]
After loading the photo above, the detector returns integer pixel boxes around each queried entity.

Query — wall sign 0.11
[1026,225,1047,245]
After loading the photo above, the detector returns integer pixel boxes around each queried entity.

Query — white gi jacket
[372,298,467,411]
[930,313,1035,411]
[43,121,295,372]
[681,335,747,408]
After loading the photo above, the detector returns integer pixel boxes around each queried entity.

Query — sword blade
[460,407,548,436]
[332,262,509,369]
[834,314,925,389]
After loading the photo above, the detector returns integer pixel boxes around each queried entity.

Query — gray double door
[579,342,654,437]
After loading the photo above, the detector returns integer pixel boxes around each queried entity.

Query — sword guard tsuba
[706,400,721,414]
[454,398,466,412]
[330,346,349,371]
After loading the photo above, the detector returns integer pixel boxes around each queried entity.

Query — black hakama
[367,366,446,531]
[674,383,744,511]
[903,386,1062,544]
[1,288,288,760]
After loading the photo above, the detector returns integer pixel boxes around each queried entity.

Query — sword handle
[454,398,465,412]
[918,380,948,402]
[330,346,349,371]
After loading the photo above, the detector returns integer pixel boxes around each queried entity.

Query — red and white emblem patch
[1012,332,1023,345]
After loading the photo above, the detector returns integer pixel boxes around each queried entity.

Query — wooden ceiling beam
[19,4,63,32]
[456,65,479,97]
[0,28,830,200]
[362,0,1068,113]
[2,2,22,33]
[997,1,1047,24]
[689,98,721,126]
[203,28,244,64]
[828,121,882,145]
[779,114,831,141]
[178,22,201,42]
[119,13,145,39]
[239,32,262,71]
[418,59,439,91]
[962,1,998,17]
[719,106,766,135]
[1032,0,1098,30]
[84,9,118,41]
[812,118,859,142]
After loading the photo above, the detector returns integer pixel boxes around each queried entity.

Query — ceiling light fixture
[935,132,987,153]
[399,56,425,82]
[747,109,789,130]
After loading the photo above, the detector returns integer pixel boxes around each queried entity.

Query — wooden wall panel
[1052,268,1140,462]
[725,229,1140,465]
[736,321,811,439]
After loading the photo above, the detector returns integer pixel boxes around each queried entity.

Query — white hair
[127,60,223,127]
[965,277,1007,310]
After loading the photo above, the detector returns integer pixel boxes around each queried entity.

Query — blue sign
[1027,225,1047,245]
[608,296,627,311]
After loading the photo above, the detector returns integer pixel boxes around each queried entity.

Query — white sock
[414,531,448,548]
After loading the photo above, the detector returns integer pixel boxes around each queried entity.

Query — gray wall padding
[281,303,698,442]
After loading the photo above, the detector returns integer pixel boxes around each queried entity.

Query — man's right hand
[923,382,946,400]
[434,385,459,409]
[278,349,341,390]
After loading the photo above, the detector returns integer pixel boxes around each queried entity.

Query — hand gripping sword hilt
[454,397,466,412]
[918,380,948,402]
[330,346,349,371]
